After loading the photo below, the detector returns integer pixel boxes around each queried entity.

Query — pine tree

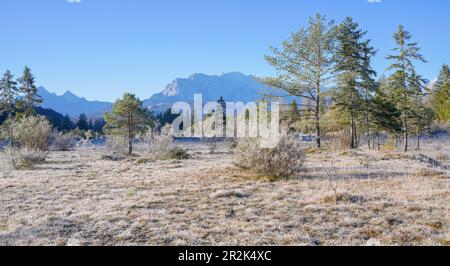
[0,70,20,168]
[0,70,20,116]
[17,66,42,116]
[431,64,450,123]
[104,93,149,156]
[332,17,377,149]
[288,100,300,124]
[264,13,337,148]
[77,113,89,131]
[217,96,227,132]
[386,25,427,152]
[333,17,366,149]
[371,77,402,150]
[62,114,74,132]
[359,40,377,148]
[407,70,433,149]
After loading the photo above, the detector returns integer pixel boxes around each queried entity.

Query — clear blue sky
[0,0,449,101]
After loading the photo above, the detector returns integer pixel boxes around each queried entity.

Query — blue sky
[0,0,449,101]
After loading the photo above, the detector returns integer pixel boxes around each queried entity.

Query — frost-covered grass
[0,139,449,246]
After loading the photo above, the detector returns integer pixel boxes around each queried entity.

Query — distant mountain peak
[38,87,112,118]
[143,71,290,113]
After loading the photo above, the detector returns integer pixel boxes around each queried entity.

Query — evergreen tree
[0,70,20,116]
[386,25,427,152]
[359,40,378,148]
[77,113,89,131]
[62,114,74,132]
[104,93,149,156]
[371,77,402,150]
[287,100,300,126]
[0,70,20,167]
[333,17,366,148]
[431,64,450,123]
[264,13,337,148]
[217,96,227,131]
[92,118,106,133]
[17,66,42,116]
[408,70,433,149]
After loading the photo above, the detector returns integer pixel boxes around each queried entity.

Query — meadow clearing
[0,137,448,246]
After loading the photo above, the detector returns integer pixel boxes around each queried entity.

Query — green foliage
[0,70,19,115]
[104,93,151,156]
[167,147,190,160]
[385,25,427,152]
[17,66,42,116]
[431,64,450,123]
[264,13,337,148]
[77,113,89,131]
[12,116,53,151]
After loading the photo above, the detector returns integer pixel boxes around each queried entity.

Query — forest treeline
[264,14,449,152]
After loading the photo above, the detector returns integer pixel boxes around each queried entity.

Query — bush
[136,124,179,160]
[167,147,190,160]
[235,134,306,180]
[51,132,76,151]
[105,135,128,155]
[12,116,53,151]
[17,148,48,168]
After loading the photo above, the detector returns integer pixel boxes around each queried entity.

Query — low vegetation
[235,135,306,181]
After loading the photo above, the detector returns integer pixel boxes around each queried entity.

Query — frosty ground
[0,139,449,246]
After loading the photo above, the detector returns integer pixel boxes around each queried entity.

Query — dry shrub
[323,130,351,151]
[16,148,48,169]
[105,135,128,155]
[414,168,448,179]
[51,132,76,151]
[137,125,188,160]
[235,134,306,181]
[436,153,448,162]
[381,140,397,152]
[323,193,367,204]
[12,116,53,151]
[9,116,53,167]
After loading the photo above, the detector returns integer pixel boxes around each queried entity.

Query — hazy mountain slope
[143,72,292,113]
[38,87,113,117]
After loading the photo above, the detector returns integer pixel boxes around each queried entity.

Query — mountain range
[37,87,113,118]
[38,72,289,117]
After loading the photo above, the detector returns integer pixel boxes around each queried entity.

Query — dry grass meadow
[0,138,449,246]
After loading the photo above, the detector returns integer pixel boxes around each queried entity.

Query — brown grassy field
[0,138,449,246]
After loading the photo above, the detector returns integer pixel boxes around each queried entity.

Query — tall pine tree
[386,25,427,152]
[264,13,337,148]
[0,70,20,116]
[333,17,376,149]
[17,66,42,116]
[431,64,450,123]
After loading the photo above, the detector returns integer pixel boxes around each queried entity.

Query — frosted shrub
[12,116,53,151]
[136,124,189,160]
[106,135,128,155]
[137,124,177,160]
[51,132,76,151]
[17,148,48,168]
[235,134,306,180]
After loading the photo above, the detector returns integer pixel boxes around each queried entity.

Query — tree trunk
[350,111,357,149]
[315,92,321,149]
[376,133,380,151]
[128,114,133,156]
[7,117,16,169]
[403,114,408,153]
[416,130,420,150]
